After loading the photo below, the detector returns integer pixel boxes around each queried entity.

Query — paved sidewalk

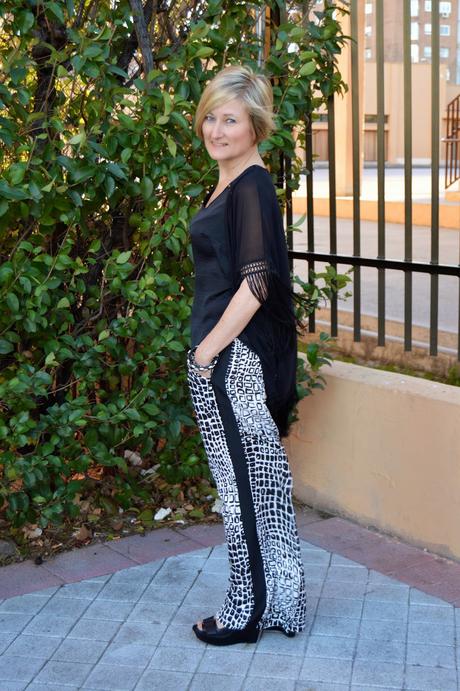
[0,510,459,690]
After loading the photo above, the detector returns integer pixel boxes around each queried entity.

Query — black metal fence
[284,0,460,361]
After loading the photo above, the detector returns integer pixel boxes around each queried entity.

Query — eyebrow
[207,112,238,117]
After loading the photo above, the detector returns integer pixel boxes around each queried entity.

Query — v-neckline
[202,164,267,210]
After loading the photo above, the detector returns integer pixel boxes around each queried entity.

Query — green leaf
[116,251,132,264]
[299,61,317,76]
[166,137,177,158]
[0,339,14,354]
[98,330,110,341]
[195,46,214,58]
[140,176,153,200]
[45,351,57,366]
[6,293,19,312]
[57,297,70,308]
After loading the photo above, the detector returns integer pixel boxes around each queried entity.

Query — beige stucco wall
[285,360,460,561]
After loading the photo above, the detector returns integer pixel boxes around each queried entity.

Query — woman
[186,64,307,646]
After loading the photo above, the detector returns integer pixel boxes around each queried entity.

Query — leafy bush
[0,0,350,528]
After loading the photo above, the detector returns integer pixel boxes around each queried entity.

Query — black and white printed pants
[187,336,307,632]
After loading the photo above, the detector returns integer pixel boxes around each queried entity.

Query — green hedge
[0,0,350,528]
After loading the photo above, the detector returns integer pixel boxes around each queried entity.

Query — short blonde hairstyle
[194,65,275,144]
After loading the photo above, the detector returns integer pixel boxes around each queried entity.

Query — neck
[217,147,264,184]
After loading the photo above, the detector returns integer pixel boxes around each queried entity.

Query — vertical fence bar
[376,0,386,347]
[430,0,440,356]
[350,0,361,342]
[403,0,412,352]
[285,154,293,274]
[327,94,338,337]
[305,109,315,333]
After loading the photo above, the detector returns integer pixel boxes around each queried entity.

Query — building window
[440,1,451,15]
[411,0,419,16]
[365,25,372,37]
[411,22,419,40]
[424,0,431,10]
[440,25,450,36]
[440,47,449,58]
[424,23,431,34]
[411,44,419,62]
[423,46,432,57]
[365,2,373,14]
[365,48,372,59]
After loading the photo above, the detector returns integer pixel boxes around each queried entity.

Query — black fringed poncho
[190,164,299,438]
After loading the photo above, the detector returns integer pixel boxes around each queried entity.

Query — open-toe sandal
[192,615,261,646]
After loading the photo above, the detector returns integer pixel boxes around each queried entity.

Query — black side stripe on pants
[211,340,267,629]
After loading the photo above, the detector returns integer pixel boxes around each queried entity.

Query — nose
[210,120,223,139]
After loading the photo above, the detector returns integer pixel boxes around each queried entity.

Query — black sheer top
[189,164,299,438]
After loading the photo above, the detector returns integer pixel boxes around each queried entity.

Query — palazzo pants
[187,336,307,633]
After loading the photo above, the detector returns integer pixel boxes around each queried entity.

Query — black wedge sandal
[192,616,261,646]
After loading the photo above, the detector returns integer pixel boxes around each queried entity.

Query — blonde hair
[194,65,275,144]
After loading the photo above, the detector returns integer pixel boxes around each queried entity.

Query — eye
[204,114,214,121]
[226,118,236,124]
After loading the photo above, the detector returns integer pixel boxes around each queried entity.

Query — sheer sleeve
[231,172,275,305]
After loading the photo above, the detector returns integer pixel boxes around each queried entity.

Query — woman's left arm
[194,277,262,369]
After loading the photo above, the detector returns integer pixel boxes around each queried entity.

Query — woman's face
[202,98,256,163]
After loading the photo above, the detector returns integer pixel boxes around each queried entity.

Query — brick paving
[0,510,459,690]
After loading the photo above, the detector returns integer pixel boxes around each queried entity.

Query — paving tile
[0,612,32,633]
[330,554,368,568]
[51,637,108,663]
[139,583,195,604]
[95,580,148,602]
[256,629,309,655]
[189,673,244,691]
[410,589,454,607]
[310,615,360,638]
[244,677,296,690]
[351,660,404,687]
[135,668,194,690]
[98,640,155,668]
[404,663,458,690]
[39,595,91,618]
[197,648,253,675]
[4,633,62,658]
[147,644,203,673]
[301,549,331,565]
[104,528,193,564]
[321,581,367,600]
[408,602,455,624]
[305,634,356,659]
[0,655,46,682]
[22,613,76,637]
[407,620,455,646]
[82,663,143,689]
[299,656,353,684]
[67,617,121,641]
[301,564,328,582]
[0,682,29,691]
[387,553,460,587]
[0,631,18,654]
[127,600,177,624]
[365,583,410,603]
[361,599,408,621]
[83,599,133,621]
[43,544,138,583]
[34,660,93,686]
[248,652,303,679]
[406,642,456,668]
[112,621,167,646]
[296,684,349,691]
[316,597,363,619]
[0,594,50,614]
[151,623,206,650]
[325,565,368,583]
[0,562,63,600]
[355,637,405,664]
[55,580,106,599]
[108,562,163,584]
[358,618,407,642]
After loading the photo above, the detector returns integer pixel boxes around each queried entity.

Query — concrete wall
[285,360,460,562]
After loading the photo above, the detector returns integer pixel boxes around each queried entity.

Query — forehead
[208,98,248,117]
